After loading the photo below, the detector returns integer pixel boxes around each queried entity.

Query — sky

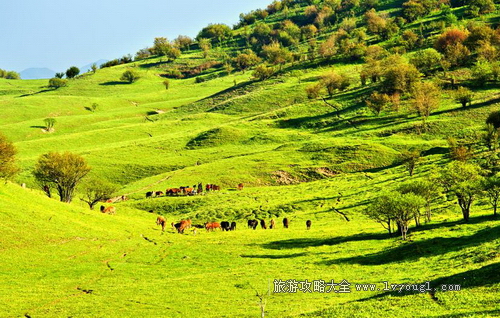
[0,0,272,73]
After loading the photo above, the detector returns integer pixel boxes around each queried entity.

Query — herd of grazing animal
[146,183,224,198]
[156,216,312,233]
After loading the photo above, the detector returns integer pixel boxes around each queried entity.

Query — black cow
[248,219,258,230]
[230,221,236,231]
[306,220,312,230]
[283,218,289,229]
[221,221,231,231]
[146,191,153,198]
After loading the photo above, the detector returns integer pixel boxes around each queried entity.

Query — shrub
[48,77,67,88]
[65,66,80,79]
[366,91,390,115]
[252,65,275,81]
[163,79,170,90]
[455,87,473,107]
[0,133,18,180]
[120,70,140,83]
[305,84,322,99]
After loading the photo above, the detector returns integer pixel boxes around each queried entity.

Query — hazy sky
[0,0,272,72]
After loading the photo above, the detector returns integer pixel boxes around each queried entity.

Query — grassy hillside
[1,0,500,316]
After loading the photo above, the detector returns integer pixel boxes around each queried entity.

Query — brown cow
[270,219,276,229]
[156,216,167,231]
[237,183,244,190]
[176,219,191,234]
[205,222,221,232]
[306,220,312,230]
[260,219,267,229]
[100,205,116,214]
[155,191,164,197]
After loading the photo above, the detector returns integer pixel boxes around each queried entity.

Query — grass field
[1,4,500,315]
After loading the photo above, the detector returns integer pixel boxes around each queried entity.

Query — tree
[55,72,64,79]
[33,152,91,203]
[481,176,500,216]
[366,91,390,116]
[44,118,56,132]
[366,192,425,240]
[163,79,170,90]
[381,55,421,93]
[0,133,18,180]
[121,70,140,83]
[152,37,181,62]
[437,162,483,222]
[173,35,193,51]
[486,110,500,129]
[455,87,473,108]
[305,84,322,99]
[399,149,421,176]
[91,64,97,73]
[410,48,442,75]
[197,24,232,44]
[234,49,261,72]
[410,81,440,127]
[80,178,118,210]
[398,180,440,223]
[65,66,80,79]
[252,64,275,81]
[321,71,350,97]
[48,77,67,89]
[471,59,492,86]
[262,42,293,70]
[318,35,338,60]
[198,38,212,58]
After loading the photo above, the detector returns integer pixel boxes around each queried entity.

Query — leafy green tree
[262,42,293,70]
[91,64,97,73]
[305,84,322,99]
[65,66,80,79]
[471,59,492,86]
[120,70,140,83]
[366,91,390,116]
[399,149,421,176]
[44,118,56,131]
[410,48,442,75]
[321,71,350,97]
[152,37,181,62]
[80,178,118,210]
[234,49,261,73]
[33,152,91,203]
[0,133,19,180]
[48,77,67,89]
[173,35,193,51]
[198,38,212,58]
[381,55,421,93]
[437,162,483,222]
[163,79,170,90]
[483,123,499,151]
[366,192,425,240]
[455,87,473,108]
[252,64,275,81]
[55,72,64,79]
[410,81,440,127]
[197,23,232,44]
[481,176,500,216]
[398,180,440,223]
[486,110,500,129]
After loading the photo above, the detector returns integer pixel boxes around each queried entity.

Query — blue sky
[0,0,272,72]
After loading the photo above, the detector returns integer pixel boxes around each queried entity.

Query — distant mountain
[80,59,108,73]
[20,68,55,80]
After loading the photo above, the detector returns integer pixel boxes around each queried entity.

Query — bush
[410,48,442,75]
[321,71,350,96]
[0,133,18,180]
[252,65,275,81]
[48,77,67,89]
[366,91,390,115]
[120,70,140,83]
[455,87,473,107]
[305,84,322,99]
[65,66,80,79]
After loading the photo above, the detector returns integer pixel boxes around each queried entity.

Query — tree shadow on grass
[30,125,46,129]
[18,88,54,97]
[99,81,129,86]
[261,232,389,251]
[319,222,500,266]
[240,252,308,259]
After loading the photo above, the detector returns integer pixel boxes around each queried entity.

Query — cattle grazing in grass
[260,219,267,229]
[166,188,181,196]
[146,191,153,198]
[237,183,244,190]
[270,219,275,229]
[306,220,312,230]
[177,219,191,233]
[205,222,221,231]
[172,222,182,232]
[198,183,203,194]
[283,218,289,228]
[230,221,236,231]
[155,191,164,197]
[156,216,167,231]
[248,219,258,230]
[221,221,231,231]
[212,185,221,191]
[100,205,116,214]
[193,224,205,229]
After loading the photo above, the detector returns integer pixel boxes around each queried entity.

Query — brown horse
[270,219,276,229]
[205,222,221,231]
[156,216,167,231]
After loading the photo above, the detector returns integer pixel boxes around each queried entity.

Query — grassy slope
[1,2,500,317]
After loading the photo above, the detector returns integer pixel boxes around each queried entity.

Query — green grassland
[2,0,500,317]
